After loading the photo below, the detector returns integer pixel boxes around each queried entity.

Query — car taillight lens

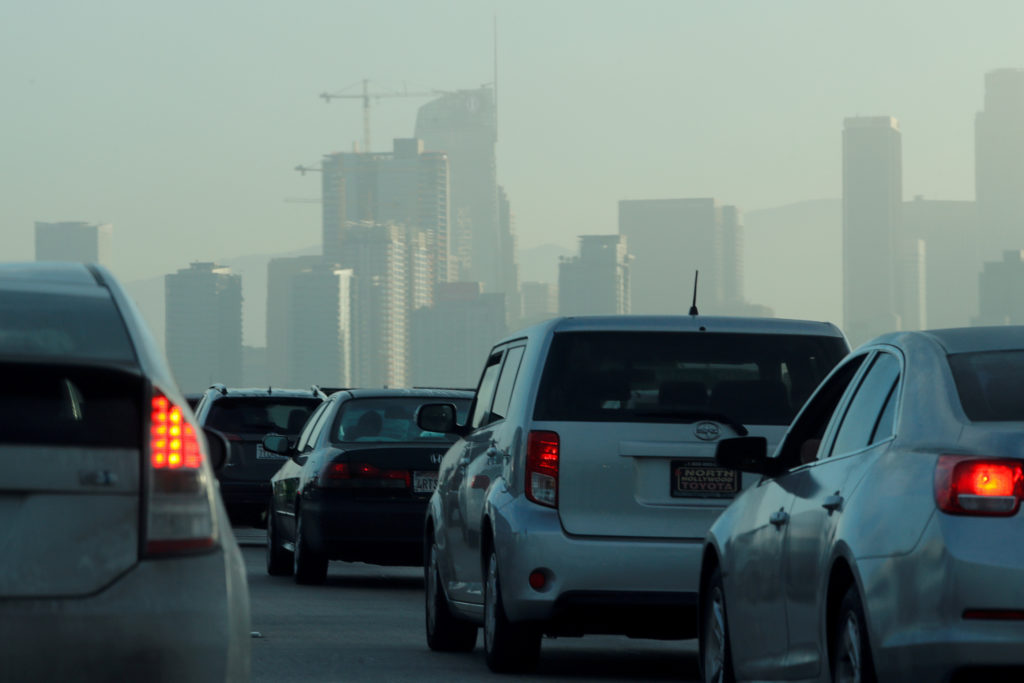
[934,455,1024,516]
[145,391,217,555]
[526,430,559,508]
[318,461,410,488]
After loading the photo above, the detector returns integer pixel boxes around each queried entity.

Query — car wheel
[293,510,328,585]
[425,541,478,652]
[265,503,293,576]
[700,566,736,683]
[483,548,541,673]
[831,586,877,683]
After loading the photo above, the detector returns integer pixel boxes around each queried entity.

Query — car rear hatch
[0,362,144,598]
[322,445,449,499]
[531,328,848,539]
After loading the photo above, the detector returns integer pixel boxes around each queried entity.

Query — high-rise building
[266,255,323,388]
[165,262,243,393]
[497,185,521,326]
[287,264,354,389]
[618,198,742,315]
[35,221,112,265]
[842,116,905,345]
[558,235,631,315]
[976,69,1024,262]
[337,223,408,388]
[321,138,449,285]
[410,282,507,388]
[520,281,558,327]
[903,197,978,329]
[975,250,1024,325]
[414,88,502,290]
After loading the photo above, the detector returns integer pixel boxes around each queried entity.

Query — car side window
[469,351,504,430]
[295,401,330,452]
[487,345,526,424]
[829,352,901,457]
[870,380,899,444]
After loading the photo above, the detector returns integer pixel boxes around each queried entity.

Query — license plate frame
[413,471,438,494]
[670,459,738,498]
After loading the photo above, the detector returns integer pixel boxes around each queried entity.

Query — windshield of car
[948,350,1024,422]
[0,290,135,363]
[332,397,471,443]
[205,397,321,436]
[534,331,848,425]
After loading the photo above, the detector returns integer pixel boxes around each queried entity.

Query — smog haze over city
[5,0,1024,366]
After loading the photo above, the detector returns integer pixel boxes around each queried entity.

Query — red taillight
[935,455,1024,516]
[526,430,559,508]
[145,390,216,556]
[318,461,410,488]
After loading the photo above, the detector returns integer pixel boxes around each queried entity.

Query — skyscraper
[287,264,354,389]
[558,235,630,315]
[266,255,323,387]
[975,250,1024,325]
[618,198,742,315]
[165,262,243,393]
[976,68,1024,262]
[35,221,112,265]
[842,116,904,345]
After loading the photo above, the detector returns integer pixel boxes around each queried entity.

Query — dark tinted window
[949,350,1024,421]
[0,363,142,447]
[0,290,135,363]
[830,352,900,456]
[470,352,504,429]
[205,397,321,435]
[489,346,525,423]
[332,397,471,443]
[533,331,848,424]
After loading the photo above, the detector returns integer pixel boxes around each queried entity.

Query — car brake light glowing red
[319,462,411,488]
[151,394,202,470]
[526,430,559,508]
[935,455,1024,516]
[325,462,351,479]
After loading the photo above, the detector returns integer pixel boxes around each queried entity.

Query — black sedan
[263,388,472,584]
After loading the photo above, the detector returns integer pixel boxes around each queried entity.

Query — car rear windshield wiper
[631,410,749,436]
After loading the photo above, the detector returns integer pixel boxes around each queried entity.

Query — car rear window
[948,350,1024,422]
[0,363,143,447]
[534,331,848,425]
[205,397,322,436]
[333,397,471,443]
[0,290,135,363]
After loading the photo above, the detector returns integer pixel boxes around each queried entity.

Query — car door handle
[822,493,844,513]
[769,508,789,527]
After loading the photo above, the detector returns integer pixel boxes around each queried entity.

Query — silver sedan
[699,326,1024,682]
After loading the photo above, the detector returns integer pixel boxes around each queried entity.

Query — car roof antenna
[689,270,700,316]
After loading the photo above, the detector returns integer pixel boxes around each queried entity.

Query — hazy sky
[4,1,1023,287]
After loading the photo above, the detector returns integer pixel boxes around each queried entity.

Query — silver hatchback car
[418,315,848,672]
[700,327,1024,683]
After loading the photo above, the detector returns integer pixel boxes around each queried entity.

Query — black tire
[831,586,877,683]
[293,510,328,585]
[425,541,478,652]
[265,503,293,577]
[483,549,541,673]
[699,566,736,683]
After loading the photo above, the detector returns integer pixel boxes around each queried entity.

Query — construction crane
[319,79,450,153]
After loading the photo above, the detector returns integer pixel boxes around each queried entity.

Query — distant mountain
[743,198,841,324]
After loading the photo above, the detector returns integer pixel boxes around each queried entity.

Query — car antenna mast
[689,270,700,316]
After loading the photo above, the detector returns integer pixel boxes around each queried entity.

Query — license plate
[255,444,285,460]
[413,471,438,494]
[671,459,738,498]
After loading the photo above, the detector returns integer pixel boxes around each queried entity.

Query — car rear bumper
[303,493,429,566]
[0,542,250,682]
[491,495,702,637]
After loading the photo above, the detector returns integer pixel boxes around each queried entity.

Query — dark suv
[195,384,325,526]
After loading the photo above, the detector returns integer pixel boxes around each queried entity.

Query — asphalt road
[235,530,701,682]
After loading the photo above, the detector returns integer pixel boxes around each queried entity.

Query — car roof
[921,326,1024,355]
[0,261,102,289]
[204,386,325,399]
[335,387,475,400]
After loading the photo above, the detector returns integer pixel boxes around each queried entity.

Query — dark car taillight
[144,390,217,555]
[318,461,411,489]
[525,430,559,508]
[934,455,1024,516]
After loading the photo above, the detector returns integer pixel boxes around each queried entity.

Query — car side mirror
[203,427,230,472]
[263,433,292,456]
[715,436,774,475]
[417,403,459,435]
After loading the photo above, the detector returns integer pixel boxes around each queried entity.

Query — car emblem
[694,421,721,441]
[430,452,444,465]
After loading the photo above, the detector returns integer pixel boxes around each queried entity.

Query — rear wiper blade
[632,410,749,437]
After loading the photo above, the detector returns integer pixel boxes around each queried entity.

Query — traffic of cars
[6,263,1024,681]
